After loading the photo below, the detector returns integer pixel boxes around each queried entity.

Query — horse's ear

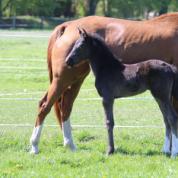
[77,27,88,38]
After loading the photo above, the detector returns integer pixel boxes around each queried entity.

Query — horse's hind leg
[30,79,60,154]
[60,78,86,150]
[52,63,89,151]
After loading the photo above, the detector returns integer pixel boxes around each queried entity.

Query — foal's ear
[77,27,88,39]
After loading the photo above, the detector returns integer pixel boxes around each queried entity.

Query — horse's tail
[172,67,178,100]
[47,24,66,83]
[47,24,67,127]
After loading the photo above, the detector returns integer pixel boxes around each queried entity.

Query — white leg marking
[30,125,43,154]
[162,135,171,154]
[171,133,178,157]
[62,119,76,151]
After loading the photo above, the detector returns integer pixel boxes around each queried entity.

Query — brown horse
[30,13,178,155]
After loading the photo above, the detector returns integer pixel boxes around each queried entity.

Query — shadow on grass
[115,147,164,157]
[79,145,93,151]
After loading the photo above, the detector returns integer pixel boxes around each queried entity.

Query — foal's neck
[89,41,124,77]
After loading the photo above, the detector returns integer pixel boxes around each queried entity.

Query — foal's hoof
[162,146,171,156]
[107,148,115,155]
[64,141,77,152]
[163,152,171,157]
[171,152,178,159]
[164,152,171,157]
[29,145,39,155]
[162,150,171,156]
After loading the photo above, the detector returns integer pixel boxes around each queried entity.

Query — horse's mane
[150,12,178,22]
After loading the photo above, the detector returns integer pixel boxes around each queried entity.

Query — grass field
[0,30,178,177]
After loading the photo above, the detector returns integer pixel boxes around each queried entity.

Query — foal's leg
[173,98,178,112]
[155,98,178,157]
[165,103,178,157]
[155,99,172,154]
[30,79,60,154]
[102,98,115,155]
[150,77,177,156]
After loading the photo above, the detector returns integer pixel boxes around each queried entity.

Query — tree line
[0,0,178,18]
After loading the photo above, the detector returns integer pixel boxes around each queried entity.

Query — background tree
[0,0,178,18]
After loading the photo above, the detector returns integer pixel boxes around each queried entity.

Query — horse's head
[66,27,91,67]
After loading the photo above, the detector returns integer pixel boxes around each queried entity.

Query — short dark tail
[172,69,178,100]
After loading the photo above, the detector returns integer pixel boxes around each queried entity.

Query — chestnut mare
[66,28,178,157]
[30,13,178,155]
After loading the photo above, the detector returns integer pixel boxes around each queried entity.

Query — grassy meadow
[0,30,178,177]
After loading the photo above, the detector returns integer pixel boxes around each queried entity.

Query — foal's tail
[172,67,178,100]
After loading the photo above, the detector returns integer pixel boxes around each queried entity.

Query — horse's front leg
[102,98,115,155]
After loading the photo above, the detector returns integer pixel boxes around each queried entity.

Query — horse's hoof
[29,145,39,154]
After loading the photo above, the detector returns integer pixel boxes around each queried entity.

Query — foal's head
[66,28,97,67]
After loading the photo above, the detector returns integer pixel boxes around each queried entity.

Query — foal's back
[135,59,176,76]
[106,59,176,99]
[122,60,176,98]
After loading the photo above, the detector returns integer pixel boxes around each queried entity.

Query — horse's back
[48,13,178,85]
[106,13,178,64]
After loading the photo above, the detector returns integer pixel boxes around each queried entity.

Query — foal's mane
[88,32,111,54]
[87,32,125,70]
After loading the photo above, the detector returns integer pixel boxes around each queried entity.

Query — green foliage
[0,0,178,18]
[1,0,74,17]
[99,0,178,18]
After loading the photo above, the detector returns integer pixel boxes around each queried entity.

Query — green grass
[0,30,178,177]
